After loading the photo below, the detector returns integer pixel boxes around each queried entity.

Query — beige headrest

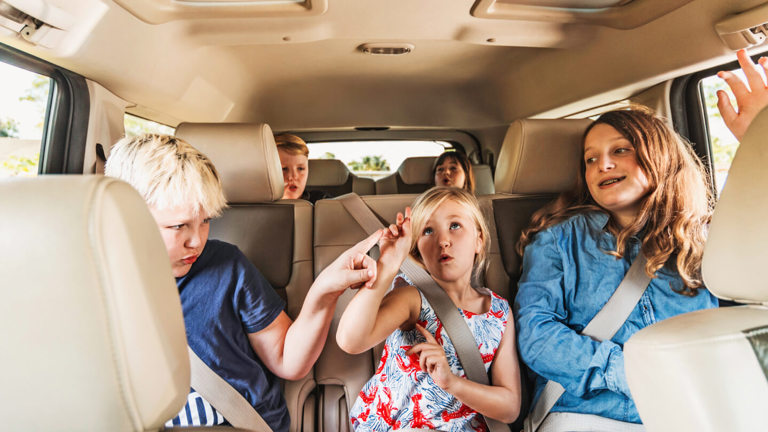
[175,123,283,203]
[308,159,350,186]
[494,119,592,194]
[702,108,768,303]
[398,156,437,185]
[0,176,188,431]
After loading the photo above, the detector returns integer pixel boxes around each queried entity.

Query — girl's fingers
[719,70,750,102]
[737,49,768,94]
[717,90,738,127]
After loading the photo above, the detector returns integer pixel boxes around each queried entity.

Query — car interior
[2,0,768,431]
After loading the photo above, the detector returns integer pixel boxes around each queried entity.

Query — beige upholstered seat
[175,123,316,432]
[307,158,375,198]
[624,109,768,431]
[375,156,436,194]
[313,193,419,431]
[0,176,189,431]
[488,118,592,301]
[483,118,592,429]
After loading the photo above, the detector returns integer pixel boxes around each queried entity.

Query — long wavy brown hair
[517,107,713,294]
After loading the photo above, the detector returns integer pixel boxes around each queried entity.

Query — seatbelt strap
[525,253,651,432]
[187,347,274,432]
[338,193,510,432]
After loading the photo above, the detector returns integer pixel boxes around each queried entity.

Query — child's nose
[599,155,615,171]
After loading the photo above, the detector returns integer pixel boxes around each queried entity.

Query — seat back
[486,118,592,429]
[473,163,496,195]
[625,109,768,431]
[0,176,189,431]
[375,156,436,194]
[307,159,375,198]
[175,123,316,432]
[490,118,592,301]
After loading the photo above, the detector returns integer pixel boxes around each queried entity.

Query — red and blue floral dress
[349,287,510,431]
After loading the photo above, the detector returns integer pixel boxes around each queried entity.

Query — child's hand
[313,229,383,296]
[407,324,456,391]
[378,207,412,269]
[717,49,768,141]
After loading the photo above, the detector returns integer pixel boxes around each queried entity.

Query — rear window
[307,140,450,179]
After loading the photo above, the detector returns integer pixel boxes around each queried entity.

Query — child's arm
[337,208,420,354]
[407,323,521,424]
[248,229,382,380]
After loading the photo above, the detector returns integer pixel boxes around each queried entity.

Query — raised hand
[377,207,413,269]
[717,49,768,141]
[313,229,383,296]
[406,324,456,391]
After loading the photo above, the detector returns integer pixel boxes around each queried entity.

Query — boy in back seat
[105,134,382,431]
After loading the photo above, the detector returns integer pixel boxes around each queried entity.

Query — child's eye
[450,222,461,230]
[585,157,596,164]
[298,166,306,171]
[168,224,185,230]
[203,218,211,224]
[282,167,288,172]
[423,227,433,235]
[615,147,631,154]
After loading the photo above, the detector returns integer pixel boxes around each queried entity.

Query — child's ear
[475,230,483,255]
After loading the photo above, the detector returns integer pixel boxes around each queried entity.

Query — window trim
[0,42,89,174]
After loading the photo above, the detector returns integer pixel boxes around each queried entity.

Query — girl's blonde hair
[105,134,228,218]
[409,187,490,285]
[518,107,713,294]
[275,133,309,157]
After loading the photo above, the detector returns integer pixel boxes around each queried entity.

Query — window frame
[670,55,759,197]
[0,42,89,174]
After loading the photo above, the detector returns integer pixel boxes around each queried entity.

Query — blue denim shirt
[515,212,718,423]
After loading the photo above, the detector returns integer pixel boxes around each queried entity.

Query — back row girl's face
[416,198,482,285]
[434,158,466,189]
[583,123,651,227]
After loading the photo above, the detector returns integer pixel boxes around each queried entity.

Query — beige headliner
[2,0,767,131]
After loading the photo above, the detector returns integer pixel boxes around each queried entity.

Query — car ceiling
[1,0,767,131]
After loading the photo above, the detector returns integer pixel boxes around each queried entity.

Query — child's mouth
[599,176,626,188]
[439,254,453,263]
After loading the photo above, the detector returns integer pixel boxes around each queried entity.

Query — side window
[124,113,175,137]
[0,62,51,177]
[699,72,744,195]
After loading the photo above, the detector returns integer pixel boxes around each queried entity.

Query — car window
[307,140,450,180]
[699,70,753,196]
[125,113,175,137]
[0,62,51,178]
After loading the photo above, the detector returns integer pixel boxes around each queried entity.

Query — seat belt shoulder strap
[526,253,652,432]
[187,346,274,432]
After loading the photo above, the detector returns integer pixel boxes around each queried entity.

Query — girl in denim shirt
[515,107,719,429]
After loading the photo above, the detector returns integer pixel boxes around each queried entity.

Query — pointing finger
[414,323,438,344]
[350,229,383,257]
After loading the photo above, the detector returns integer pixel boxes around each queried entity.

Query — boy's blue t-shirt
[176,239,289,432]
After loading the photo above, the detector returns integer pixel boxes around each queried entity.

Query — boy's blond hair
[105,134,227,217]
[409,187,490,285]
[275,133,309,157]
